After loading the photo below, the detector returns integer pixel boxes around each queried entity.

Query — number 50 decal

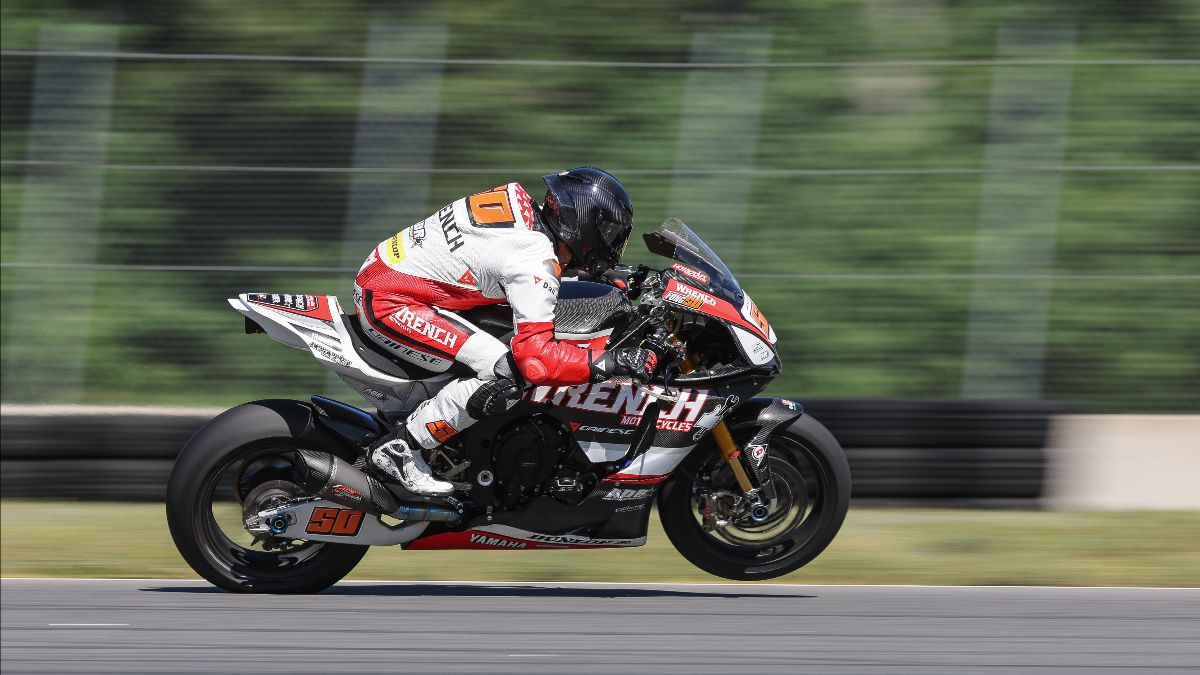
[306,507,364,536]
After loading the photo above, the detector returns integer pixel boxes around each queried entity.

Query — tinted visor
[597,217,630,256]
[591,217,630,274]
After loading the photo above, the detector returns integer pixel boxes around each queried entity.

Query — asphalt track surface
[2,579,1198,674]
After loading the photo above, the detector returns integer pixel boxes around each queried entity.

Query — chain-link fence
[2,2,1197,411]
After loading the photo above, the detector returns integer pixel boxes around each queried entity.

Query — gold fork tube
[678,352,753,492]
[711,421,755,493]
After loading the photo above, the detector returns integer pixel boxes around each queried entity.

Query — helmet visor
[597,217,630,260]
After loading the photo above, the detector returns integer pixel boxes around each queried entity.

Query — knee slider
[466,378,522,419]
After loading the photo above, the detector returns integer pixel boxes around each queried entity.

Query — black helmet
[540,167,633,277]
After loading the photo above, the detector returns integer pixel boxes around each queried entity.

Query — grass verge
[2,500,1197,586]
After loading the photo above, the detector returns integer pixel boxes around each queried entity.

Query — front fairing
[644,219,779,367]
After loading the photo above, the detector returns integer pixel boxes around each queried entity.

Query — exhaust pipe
[391,503,461,523]
[294,449,459,523]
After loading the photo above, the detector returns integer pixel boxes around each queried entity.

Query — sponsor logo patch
[748,338,773,363]
[438,204,464,252]
[663,284,717,311]
[247,293,319,312]
[575,425,636,436]
[529,382,709,428]
[363,324,448,366]
[470,533,526,548]
[603,488,654,501]
[671,262,710,285]
[308,340,353,367]
[691,395,740,441]
[393,306,460,349]
[519,532,640,546]
[384,234,406,264]
[330,484,364,503]
[617,414,696,432]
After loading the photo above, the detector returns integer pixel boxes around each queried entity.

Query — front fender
[721,397,805,497]
[723,396,805,434]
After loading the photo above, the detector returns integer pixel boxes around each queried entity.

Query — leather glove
[590,348,658,383]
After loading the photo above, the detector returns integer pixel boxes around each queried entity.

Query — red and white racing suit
[354,182,594,449]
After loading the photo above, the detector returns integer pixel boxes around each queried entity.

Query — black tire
[658,414,851,581]
[166,401,369,593]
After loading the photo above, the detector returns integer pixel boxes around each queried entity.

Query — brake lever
[634,379,678,404]
[661,353,684,397]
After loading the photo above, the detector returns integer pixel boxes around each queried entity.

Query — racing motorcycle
[167,219,851,593]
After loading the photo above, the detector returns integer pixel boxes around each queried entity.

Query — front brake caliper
[701,493,718,532]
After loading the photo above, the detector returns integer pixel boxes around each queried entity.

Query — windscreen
[643,218,743,301]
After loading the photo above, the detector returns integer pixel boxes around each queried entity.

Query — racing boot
[368,428,454,497]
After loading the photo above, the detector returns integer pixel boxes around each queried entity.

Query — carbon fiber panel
[553,282,629,335]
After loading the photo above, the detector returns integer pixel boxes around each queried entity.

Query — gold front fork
[677,353,754,493]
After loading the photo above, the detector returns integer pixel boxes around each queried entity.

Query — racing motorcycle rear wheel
[168,429,368,594]
[657,414,851,581]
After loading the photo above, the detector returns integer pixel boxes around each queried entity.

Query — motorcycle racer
[354,167,657,496]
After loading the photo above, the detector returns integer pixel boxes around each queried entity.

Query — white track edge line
[1,577,1196,591]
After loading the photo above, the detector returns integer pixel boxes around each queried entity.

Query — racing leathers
[354,182,650,495]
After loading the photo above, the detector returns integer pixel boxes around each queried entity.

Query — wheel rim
[192,444,337,581]
[685,432,839,567]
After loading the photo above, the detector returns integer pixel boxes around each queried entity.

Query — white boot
[370,438,454,497]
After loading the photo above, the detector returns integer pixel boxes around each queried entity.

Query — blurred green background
[2,0,1197,411]
[5,501,1198,585]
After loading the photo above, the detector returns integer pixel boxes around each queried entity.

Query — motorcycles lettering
[167,220,851,593]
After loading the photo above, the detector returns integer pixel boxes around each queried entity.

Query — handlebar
[602,264,689,391]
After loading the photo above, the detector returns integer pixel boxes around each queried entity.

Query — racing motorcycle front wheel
[657,414,851,581]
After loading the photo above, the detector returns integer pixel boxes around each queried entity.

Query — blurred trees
[1,1,1197,410]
